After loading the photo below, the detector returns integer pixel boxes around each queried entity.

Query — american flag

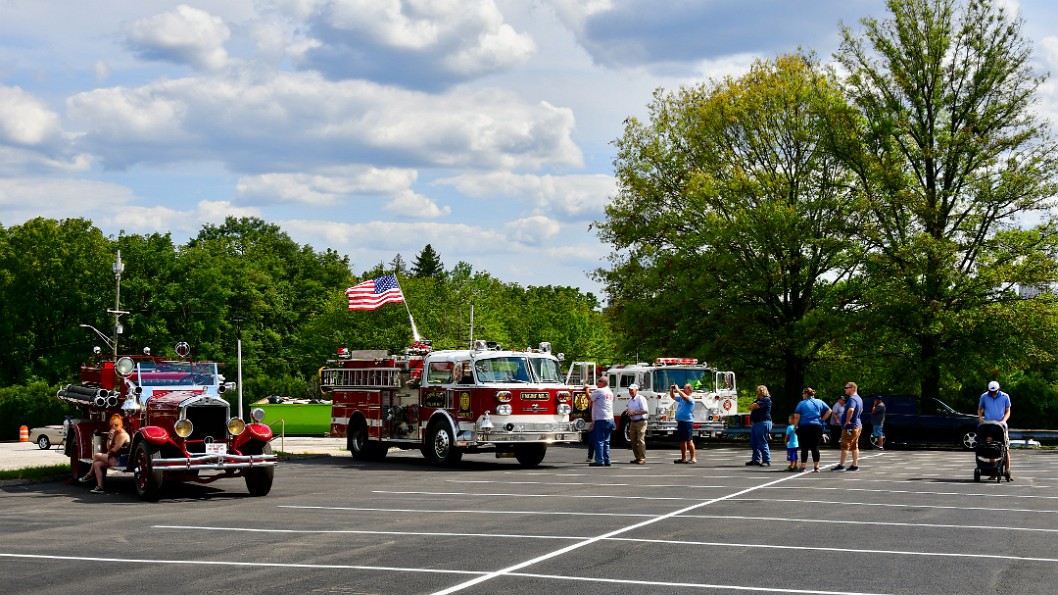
[346,274,405,311]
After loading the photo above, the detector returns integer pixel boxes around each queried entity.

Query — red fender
[138,426,170,444]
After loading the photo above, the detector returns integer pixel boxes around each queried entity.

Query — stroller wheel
[973,469,980,483]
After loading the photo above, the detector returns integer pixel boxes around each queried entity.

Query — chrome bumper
[153,453,278,472]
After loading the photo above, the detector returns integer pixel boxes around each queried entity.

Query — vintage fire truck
[605,358,738,443]
[62,251,276,501]
[323,340,584,467]
[62,342,278,501]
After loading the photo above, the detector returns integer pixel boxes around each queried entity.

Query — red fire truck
[323,340,584,467]
[63,252,277,501]
[62,342,278,501]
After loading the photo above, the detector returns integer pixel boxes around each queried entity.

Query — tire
[37,435,51,450]
[133,442,164,502]
[348,417,388,461]
[615,415,630,446]
[960,429,978,451]
[973,469,980,482]
[514,444,547,468]
[424,421,462,466]
[244,443,274,497]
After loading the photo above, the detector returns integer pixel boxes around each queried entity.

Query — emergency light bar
[655,357,698,365]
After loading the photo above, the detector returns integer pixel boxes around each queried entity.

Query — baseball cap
[987,381,1000,392]
[628,383,639,390]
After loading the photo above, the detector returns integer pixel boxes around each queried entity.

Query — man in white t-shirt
[584,377,615,466]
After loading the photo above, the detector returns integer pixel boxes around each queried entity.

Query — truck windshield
[134,361,219,387]
[474,357,532,383]
[528,357,562,383]
[654,368,709,391]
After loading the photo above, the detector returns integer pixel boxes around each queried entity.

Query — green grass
[0,463,70,482]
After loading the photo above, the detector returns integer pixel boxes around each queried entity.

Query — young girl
[785,414,799,471]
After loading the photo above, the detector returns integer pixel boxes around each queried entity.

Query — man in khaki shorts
[833,382,863,472]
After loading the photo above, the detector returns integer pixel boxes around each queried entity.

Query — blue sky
[2,0,1056,299]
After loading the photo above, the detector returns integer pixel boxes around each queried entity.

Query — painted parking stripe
[281,505,656,518]
[684,514,1058,534]
[769,486,1058,500]
[0,552,889,595]
[731,497,1058,514]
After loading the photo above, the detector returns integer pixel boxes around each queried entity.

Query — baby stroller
[974,421,1011,483]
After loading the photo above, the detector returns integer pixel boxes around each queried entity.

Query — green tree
[599,53,864,406]
[836,0,1058,399]
[411,244,445,280]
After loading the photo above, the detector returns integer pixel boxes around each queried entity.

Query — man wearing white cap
[626,384,649,464]
[979,380,1012,477]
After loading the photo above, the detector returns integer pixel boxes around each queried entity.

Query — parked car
[860,395,979,450]
[29,425,65,450]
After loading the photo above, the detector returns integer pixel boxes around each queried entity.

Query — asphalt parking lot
[2,441,1057,594]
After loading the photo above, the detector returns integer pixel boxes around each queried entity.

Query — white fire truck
[605,358,738,443]
[323,340,583,467]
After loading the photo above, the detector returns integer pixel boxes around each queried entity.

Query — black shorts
[676,420,693,441]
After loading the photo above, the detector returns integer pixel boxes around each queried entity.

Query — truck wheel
[134,442,164,502]
[424,421,462,466]
[514,444,547,468]
[244,443,275,497]
[348,418,388,461]
[960,429,977,451]
[614,415,630,446]
[37,435,51,450]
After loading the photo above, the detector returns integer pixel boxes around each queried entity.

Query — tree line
[0,216,613,439]
[596,0,1058,424]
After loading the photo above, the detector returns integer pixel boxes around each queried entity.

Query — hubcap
[434,430,450,458]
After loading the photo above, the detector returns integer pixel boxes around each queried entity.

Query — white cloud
[125,4,232,71]
[505,215,561,245]
[65,72,582,171]
[436,172,614,219]
[301,0,536,89]
[0,85,64,147]
[382,189,451,219]
[236,167,418,205]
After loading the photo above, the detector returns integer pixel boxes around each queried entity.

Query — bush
[0,381,75,440]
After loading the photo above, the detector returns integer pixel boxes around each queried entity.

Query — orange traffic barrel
[19,425,29,442]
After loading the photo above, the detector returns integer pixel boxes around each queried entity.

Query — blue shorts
[786,447,798,462]
[676,420,693,441]
[872,425,884,437]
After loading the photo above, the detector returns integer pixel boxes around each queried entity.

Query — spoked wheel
[133,442,164,502]
[37,435,51,449]
[960,430,978,451]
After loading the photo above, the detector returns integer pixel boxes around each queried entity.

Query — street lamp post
[231,316,245,419]
[108,251,128,358]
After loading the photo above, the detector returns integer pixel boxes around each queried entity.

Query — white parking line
[768,486,1058,499]
[682,514,1058,533]
[447,479,729,488]
[280,505,654,518]
[431,470,806,595]
[731,497,1058,514]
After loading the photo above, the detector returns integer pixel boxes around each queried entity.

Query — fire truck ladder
[321,368,402,390]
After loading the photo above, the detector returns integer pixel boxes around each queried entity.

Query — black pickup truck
[859,395,979,450]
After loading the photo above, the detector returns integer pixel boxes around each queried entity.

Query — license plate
[205,443,227,455]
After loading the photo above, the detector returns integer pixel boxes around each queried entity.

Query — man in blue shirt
[671,384,697,464]
[833,381,863,472]
[979,380,1012,477]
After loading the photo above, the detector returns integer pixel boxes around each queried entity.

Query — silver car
[29,425,65,450]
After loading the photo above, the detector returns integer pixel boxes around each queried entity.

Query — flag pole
[394,274,421,342]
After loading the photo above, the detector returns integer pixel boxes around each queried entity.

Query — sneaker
[847,466,859,472]
[90,486,104,494]
[745,461,761,466]
[78,474,93,484]
[586,457,593,463]
[604,463,611,466]
[588,462,604,467]
[812,468,820,473]
[831,465,845,471]
[687,460,698,464]
[762,462,770,467]
[674,459,688,464]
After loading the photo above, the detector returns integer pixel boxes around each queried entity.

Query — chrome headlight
[227,418,246,435]
[251,407,266,422]
[174,419,193,438]
[557,404,572,415]
[495,404,513,415]
[115,357,135,377]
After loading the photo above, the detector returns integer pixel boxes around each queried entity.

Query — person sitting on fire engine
[79,413,129,493]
